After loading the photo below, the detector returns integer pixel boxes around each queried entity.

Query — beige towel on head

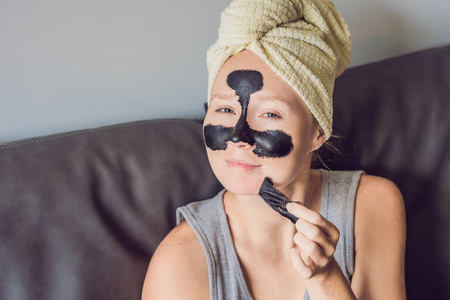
[206,0,351,139]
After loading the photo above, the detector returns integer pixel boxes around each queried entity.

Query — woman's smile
[225,158,262,172]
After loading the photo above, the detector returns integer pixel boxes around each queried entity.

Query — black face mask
[203,70,293,158]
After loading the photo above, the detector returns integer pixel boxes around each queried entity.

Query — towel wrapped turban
[206,0,351,139]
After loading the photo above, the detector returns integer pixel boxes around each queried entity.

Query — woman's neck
[223,169,322,251]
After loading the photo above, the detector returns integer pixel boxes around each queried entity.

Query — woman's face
[203,50,324,195]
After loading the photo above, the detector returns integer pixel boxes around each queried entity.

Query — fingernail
[286,202,293,211]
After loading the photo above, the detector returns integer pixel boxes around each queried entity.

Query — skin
[142,50,406,299]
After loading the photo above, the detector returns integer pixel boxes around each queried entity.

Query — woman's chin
[219,176,264,196]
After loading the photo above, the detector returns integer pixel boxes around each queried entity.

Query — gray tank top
[176,169,364,300]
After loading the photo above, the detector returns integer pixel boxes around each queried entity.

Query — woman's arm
[141,221,209,300]
[351,175,407,299]
[286,174,406,299]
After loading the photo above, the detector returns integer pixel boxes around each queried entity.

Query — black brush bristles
[258,177,298,224]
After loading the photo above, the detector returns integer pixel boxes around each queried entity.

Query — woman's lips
[225,159,262,171]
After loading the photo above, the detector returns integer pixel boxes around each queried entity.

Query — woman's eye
[262,112,280,118]
[217,108,234,114]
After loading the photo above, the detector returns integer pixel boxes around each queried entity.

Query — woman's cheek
[259,152,308,188]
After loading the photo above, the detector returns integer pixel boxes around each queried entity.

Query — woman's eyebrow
[210,93,237,102]
[254,95,292,107]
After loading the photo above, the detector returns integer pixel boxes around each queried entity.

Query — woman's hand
[286,202,341,281]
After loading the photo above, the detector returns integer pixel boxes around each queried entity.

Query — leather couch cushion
[0,120,222,299]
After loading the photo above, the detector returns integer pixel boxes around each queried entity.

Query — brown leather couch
[1,45,449,299]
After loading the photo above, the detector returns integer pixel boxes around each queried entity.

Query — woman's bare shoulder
[355,174,405,225]
[142,221,209,300]
[354,174,406,238]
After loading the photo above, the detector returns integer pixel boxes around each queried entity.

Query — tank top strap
[319,169,365,281]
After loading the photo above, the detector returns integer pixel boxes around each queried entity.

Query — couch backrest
[332,45,450,299]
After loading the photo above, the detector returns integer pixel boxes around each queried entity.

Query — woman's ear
[310,126,326,152]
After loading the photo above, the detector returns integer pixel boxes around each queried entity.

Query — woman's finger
[290,248,313,279]
[287,202,339,240]
[295,218,335,257]
[293,232,329,268]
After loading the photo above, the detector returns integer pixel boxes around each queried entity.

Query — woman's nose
[228,140,254,149]
[227,119,255,146]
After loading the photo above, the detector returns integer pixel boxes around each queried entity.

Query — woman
[143,0,406,299]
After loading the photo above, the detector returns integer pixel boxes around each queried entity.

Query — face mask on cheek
[204,70,294,158]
